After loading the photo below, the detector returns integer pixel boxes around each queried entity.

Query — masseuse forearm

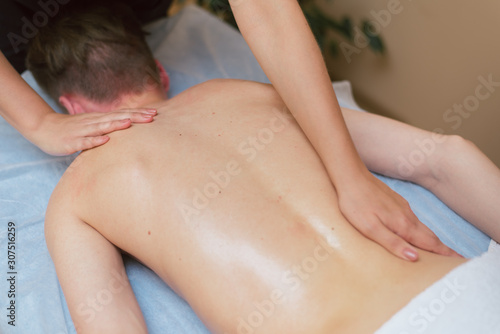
[0,52,53,142]
[230,0,367,185]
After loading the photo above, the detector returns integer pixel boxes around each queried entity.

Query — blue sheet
[0,5,490,334]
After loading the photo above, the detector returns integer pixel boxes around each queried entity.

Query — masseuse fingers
[380,207,462,258]
[399,219,462,258]
[86,112,155,136]
[387,211,462,258]
[76,115,154,151]
[101,108,158,124]
[73,135,110,152]
[87,118,134,136]
[374,193,462,258]
[80,109,156,130]
[359,217,420,262]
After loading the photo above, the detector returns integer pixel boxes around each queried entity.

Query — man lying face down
[28,4,500,334]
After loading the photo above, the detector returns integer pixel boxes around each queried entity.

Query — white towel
[375,241,500,333]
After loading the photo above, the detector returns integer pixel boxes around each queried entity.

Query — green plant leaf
[362,20,385,53]
[176,0,385,56]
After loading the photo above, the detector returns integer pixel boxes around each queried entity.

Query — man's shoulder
[45,166,80,225]
[47,153,90,215]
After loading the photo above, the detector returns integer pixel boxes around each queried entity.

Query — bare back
[53,79,466,334]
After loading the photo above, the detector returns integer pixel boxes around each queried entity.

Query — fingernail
[145,109,157,114]
[142,114,153,119]
[403,248,418,262]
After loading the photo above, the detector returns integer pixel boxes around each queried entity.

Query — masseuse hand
[0,51,157,156]
[32,109,157,156]
[337,169,461,261]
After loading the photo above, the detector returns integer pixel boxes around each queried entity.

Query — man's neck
[69,87,167,114]
[114,88,167,110]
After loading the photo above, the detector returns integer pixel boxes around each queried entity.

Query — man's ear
[59,95,86,115]
[155,59,170,94]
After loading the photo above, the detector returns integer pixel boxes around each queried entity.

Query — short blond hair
[26,3,161,104]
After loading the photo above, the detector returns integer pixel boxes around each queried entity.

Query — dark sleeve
[0,1,38,73]
[0,0,174,74]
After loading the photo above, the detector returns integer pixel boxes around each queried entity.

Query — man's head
[26,3,169,114]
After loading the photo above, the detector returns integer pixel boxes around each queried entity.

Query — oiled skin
[56,79,466,333]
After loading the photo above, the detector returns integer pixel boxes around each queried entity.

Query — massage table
[0,5,491,333]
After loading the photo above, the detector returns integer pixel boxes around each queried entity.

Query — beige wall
[318,0,500,167]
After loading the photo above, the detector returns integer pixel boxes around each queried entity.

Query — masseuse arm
[342,106,500,249]
[0,52,157,156]
[229,0,454,261]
